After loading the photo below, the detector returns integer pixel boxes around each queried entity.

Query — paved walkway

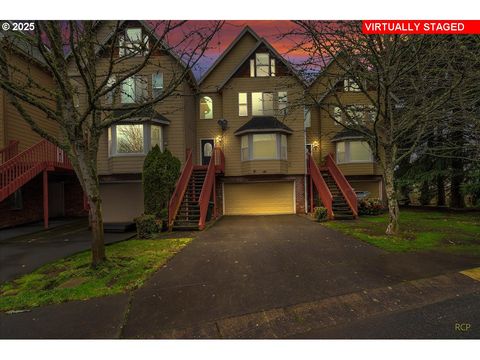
[1,215,479,338]
[0,219,135,283]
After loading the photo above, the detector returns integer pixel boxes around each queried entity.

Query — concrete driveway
[122,215,479,338]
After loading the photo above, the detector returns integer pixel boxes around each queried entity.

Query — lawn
[0,237,192,312]
[323,209,480,255]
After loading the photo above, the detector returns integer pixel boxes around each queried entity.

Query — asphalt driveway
[122,215,479,338]
[0,220,135,283]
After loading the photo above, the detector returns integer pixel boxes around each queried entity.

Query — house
[0,34,85,229]
[1,23,386,231]
[65,21,198,229]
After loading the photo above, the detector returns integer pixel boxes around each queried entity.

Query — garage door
[223,182,295,215]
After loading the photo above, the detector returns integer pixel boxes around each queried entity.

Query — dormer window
[250,53,276,77]
[344,78,361,92]
[119,28,149,57]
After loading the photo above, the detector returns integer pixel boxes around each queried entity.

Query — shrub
[358,198,384,215]
[143,146,181,218]
[134,214,158,239]
[313,206,328,222]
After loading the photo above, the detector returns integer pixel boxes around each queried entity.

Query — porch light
[312,140,320,149]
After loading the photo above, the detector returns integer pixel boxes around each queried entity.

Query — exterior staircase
[168,147,225,231]
[320,170,354,220]
[0,139,73,203]
[172,167,207,230]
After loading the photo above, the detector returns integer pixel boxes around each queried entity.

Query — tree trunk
[436,175,446,206]
[384,164,399,235]
[419,180,431,206]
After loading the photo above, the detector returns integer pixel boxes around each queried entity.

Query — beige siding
[3,52,59,151]
[349,180,382,199]
[0,90,4,148]
[200,32,258,91]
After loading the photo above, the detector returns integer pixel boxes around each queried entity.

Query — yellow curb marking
[460,267,480,282]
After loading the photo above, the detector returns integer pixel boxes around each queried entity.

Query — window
[251,53,275,77]
[151,125,163,149]
[200,96,213,119]
[336,141,372,163]
[10,190,23,210]
[121,76,148,104]
[119,28,148,57]
[344,78,361,92]
[104,76,116,105]
[252,92,274,116]
[304,107,311,128]
[333,106,342,125]
[278,91,288,115]
[152,72,163,98]
[241,135,249,160]
[345,105,365,125]
[238,93,248,116]
[108,123,164,156]
[240,133,288,161]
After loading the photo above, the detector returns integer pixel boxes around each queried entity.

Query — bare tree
[0,20,223,266]
[286,21,470,234]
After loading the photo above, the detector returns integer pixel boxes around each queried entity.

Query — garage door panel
[224,182,294,215]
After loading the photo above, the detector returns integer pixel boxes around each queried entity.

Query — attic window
[250,53,276,77]
[344,78,361,92]
[119,28,149,57]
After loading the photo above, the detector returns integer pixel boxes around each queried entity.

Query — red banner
[362,20,480,34]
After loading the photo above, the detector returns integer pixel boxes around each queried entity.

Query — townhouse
[0,34,85,229]
[0,22,385,231]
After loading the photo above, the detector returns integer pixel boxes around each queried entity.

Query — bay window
[240,133,288,161]
[108,123,164,156]
[336,141,372,163]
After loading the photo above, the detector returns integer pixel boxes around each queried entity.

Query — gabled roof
[217,37,305,90]
[234,116,293,136]
[198,26,260,85]
[66,20,197,89]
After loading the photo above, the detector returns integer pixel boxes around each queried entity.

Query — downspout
[303,89,308,213]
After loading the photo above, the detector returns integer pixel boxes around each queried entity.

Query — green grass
[323,210,480,255]
[0,237,192,312]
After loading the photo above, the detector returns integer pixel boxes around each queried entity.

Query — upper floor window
[121,76,148,104]
[250,53,276,77]
[108,123,163,156]
[344,78,361,92]
[336,140,373,164]
[104,76,116,105]
[252,92,274,116]
[200,96,213,119]
[119,28,149,57]
[333,105,377,125]
[240,133,288,161]
[304,107,311,128]
[278,91,288,115]
[152,72,164,98]
[238,93,248,117]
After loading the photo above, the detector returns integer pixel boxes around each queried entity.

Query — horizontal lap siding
[349,179,381,199]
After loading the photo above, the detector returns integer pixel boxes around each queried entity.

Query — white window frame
[200,96,214,119]
[335,140,373,164]
[252,92,275,116]
[152,72,164,98]
[238,92,248,117]
[119,28,149,57]
[240,133,288,161]
[121,75,148,104]
[108,123,163,157]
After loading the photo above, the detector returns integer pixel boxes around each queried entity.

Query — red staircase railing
[0,139,72,202]
[307,152,333,219]
[198,147,224,230]
[325,153,358,217]
[0,140,19,164]
[168,149,193,229]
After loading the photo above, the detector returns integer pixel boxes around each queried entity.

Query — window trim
[119,27,149,57]
[252,92,275,116]
[152,72,164,98]
[108,122,164,157]
[199,96,214,119]
[240,133,288,161]
[250,53,276,77]
[335,140,373,164]
[238,92,248,117]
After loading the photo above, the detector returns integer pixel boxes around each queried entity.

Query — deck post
[43,170,49,229]
[213,175,217,219]
[309,177,314,212]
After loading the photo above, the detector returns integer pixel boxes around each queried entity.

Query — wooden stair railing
[307,152,334,219]
[198,147,224,230]
[325,153,358,217]
[0,140,19,164]
[168,149,193,229]
[0,139,72,202]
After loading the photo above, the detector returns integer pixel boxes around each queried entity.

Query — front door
[200,139,214,165]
